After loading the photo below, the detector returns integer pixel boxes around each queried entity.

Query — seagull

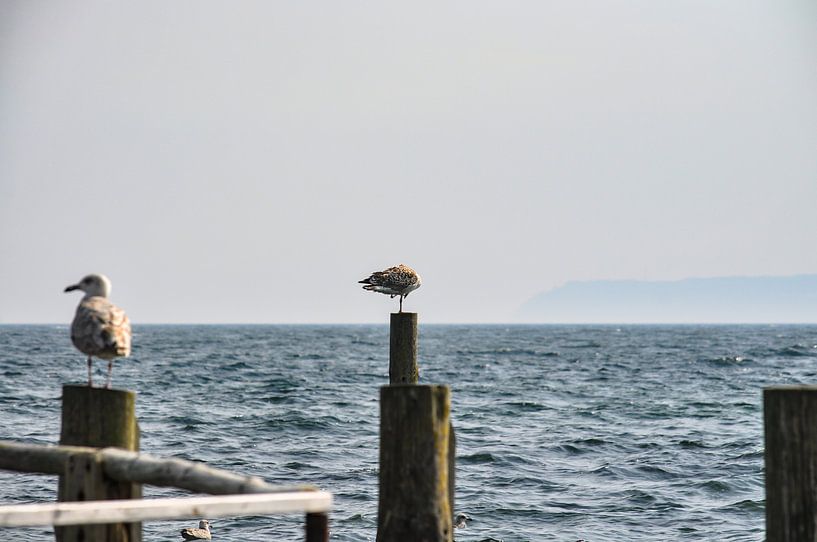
[180,519,212,540]
[64,273,132,388]
[454,513,471,529]
[358,264,422,313]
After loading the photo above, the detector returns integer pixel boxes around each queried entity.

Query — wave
[455,348,560,357]
[776,344,817,357]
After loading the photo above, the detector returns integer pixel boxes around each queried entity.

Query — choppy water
[2,324,817,541]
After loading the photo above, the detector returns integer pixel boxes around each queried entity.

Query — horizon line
[3,321,817,326]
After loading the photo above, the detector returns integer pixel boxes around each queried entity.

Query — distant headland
[516,274,817,323]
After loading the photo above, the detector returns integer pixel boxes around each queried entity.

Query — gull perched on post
[180,519,212,540]
[359,264,422,313]
[64,273,131,388]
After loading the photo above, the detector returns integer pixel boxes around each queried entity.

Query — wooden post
[389,312,418,384]
[305,512,328,542]
[58,453,107,541]
[448,421,455,521]
[57,385,141,542]
[764,385,817,541]
[377,385,451,542]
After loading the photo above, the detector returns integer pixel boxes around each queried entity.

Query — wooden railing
[0,440,330,541]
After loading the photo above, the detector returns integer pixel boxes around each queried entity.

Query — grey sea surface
[2,324,816,541]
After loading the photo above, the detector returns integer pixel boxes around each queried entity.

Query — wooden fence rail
[0,439,330,541]
[0,440,310,494]
[0,491,332,528]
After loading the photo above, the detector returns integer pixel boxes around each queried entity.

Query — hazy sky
[1,1,816,323]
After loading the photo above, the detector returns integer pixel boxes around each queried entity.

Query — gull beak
[64,284,79,293]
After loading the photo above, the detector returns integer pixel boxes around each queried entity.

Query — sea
[2,324,817,541]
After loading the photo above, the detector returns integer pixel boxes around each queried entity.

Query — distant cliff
[517,274,817,323]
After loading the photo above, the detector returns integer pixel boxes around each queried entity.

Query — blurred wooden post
[764,386,817,542]
[448,421,455,520]
[305,512,328,542]
[377,385,452,542]
[57,385,141,542]
[390,313,418,384]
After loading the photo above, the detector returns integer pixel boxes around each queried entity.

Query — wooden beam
[0,441,313,495]
[0,441,97,475]
[99,448,313,495]
[0,491,332,527]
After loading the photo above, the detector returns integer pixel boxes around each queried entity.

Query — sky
[1,1,816,324]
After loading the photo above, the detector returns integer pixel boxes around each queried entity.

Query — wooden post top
[381,383,449,392]
[765,385,817,392]
[62,383,137,395]
[60,384,139,451]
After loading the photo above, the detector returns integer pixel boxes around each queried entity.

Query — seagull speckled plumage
[359,264,422,312]
[64,274,131,388]
[180,520,212,540]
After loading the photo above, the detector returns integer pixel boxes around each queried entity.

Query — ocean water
[2,324,817,541]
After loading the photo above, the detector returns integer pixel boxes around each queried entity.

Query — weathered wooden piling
[377,385,452,542]
[764,385,817,541]
[389,312,418,384]
[57,385,141,542]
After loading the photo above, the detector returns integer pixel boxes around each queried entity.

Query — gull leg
[106,360,113,389]
[87,356,93,387]
[399,295,404,313]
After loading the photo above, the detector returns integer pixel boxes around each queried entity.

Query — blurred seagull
[454,513,471,529]
[64,273,131,388]
[359,264,422,313]
[180,519,212,540]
